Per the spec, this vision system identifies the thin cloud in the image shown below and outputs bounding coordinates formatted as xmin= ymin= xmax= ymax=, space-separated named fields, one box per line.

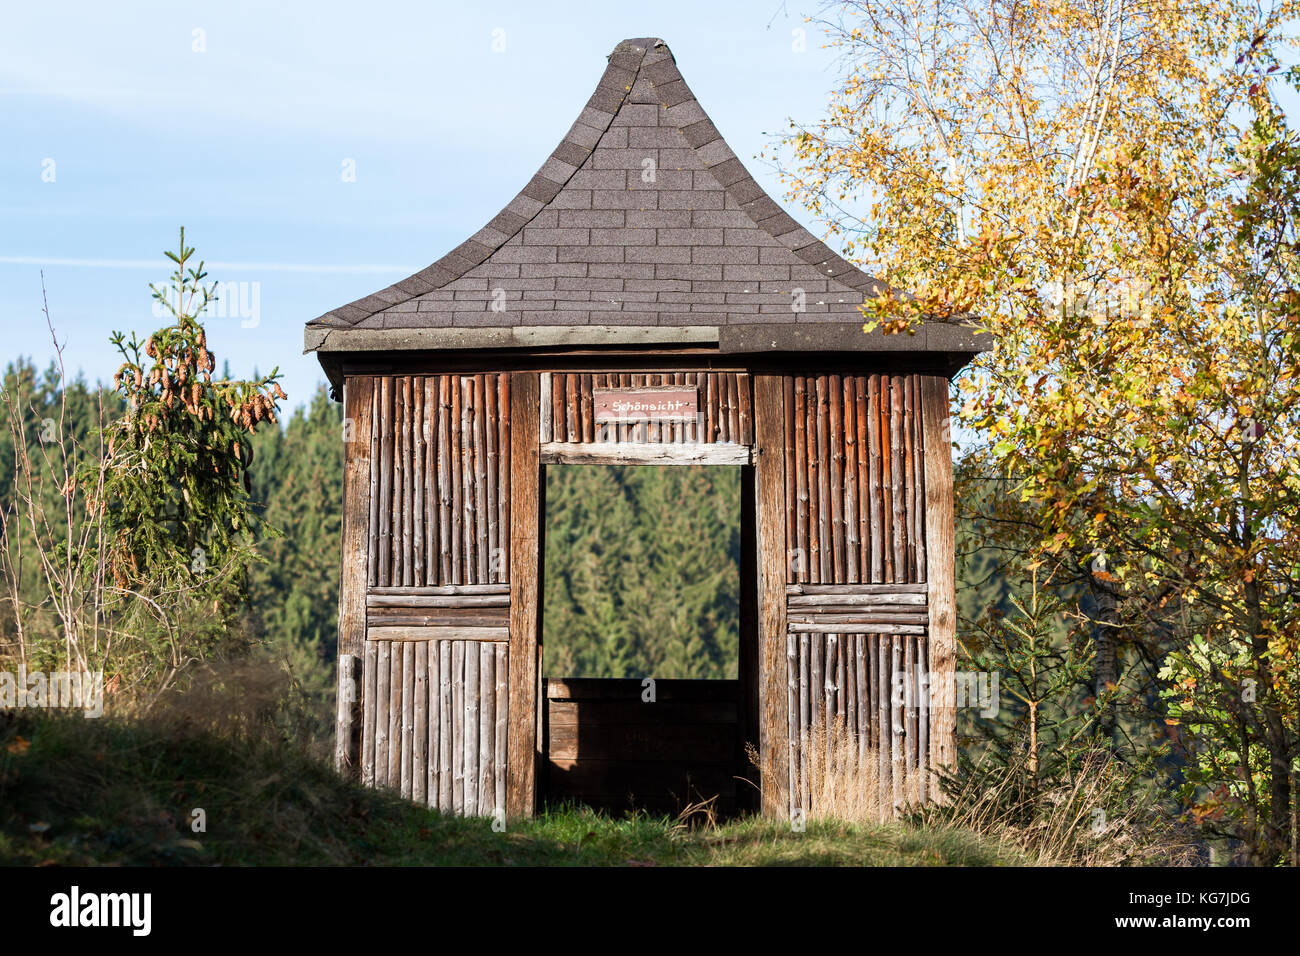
xmin=0 ymin=256 xmax=417 ymax=274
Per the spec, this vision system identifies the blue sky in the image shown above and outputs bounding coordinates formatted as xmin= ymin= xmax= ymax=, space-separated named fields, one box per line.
xmin=0 ymin=1 xmax=840 ymax=412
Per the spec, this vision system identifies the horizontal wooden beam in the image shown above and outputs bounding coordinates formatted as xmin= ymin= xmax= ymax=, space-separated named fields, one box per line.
xmin=367 ymin=584 xmax=509 ymax=596
xmin=539 ymin=441 xmax=753 ymax=466
xmin=786 ymin=612 xmax=929 ymax=626
xmin=366 ymin=625 xmax=510 ymax=642
xmin=787 ymin=622 xmax=926 ymax=635
xmin=366 ymin=593 xmax=510 ymax=609
xmin=787 ymin=592 xmax=926 ymax=607
xmin=785 ymin=583 xmax=928 ymax=595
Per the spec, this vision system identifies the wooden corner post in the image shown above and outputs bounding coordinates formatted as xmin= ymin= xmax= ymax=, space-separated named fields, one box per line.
xmin=507 ymin=371 xmax=541 ymax=817
xmin=753 ymin=375 xmax=788 ymax=818
xmin=336 ymin=375 xmax=374 ymax=775
xmin=920 ymin=375 xmax=957 ymax=793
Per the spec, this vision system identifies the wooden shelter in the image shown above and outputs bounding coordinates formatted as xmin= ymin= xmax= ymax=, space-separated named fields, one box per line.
xmin=308 ymin=37 xmax=987 ymax=820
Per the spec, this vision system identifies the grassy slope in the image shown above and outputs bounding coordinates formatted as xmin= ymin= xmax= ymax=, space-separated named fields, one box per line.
xmin=0 ymin=714 xmax=1022 ymax=866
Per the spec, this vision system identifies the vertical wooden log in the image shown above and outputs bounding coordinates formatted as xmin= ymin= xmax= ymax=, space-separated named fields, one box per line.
xmin=890 ymin=376 xmax=907 ymax=581
xmin=438 ymin=377 xmax=453 ymax=585
xmin=904 ymin=631 xmax=917 ymax=801
xmin=374 ymin=640 xmax=391 ymax=789
xmin=413 ymin=641 xmax=427 ymax=805
xmin=793 ymin=378 xmax=809 ymax=583
xmin=785 ymin=633 xmax=798 ymax=816
xmin=855 ymin=378 xmax=870 ymax=583
xmin=473 ymin=375 xmax=490 ymax=584
xmin=367 ymin=379 xmax=381 ymax=588
xmin=507 ymin=372 xmax=542 ymax=818
xmin=866 ymin=376 xmax=883 ymax=584
xmin=424 ymin=378 xmax=438 ymax=584
xmin=450 ymin=379 xmax=464 ymax=585
xmin=921 ymin=374 xmax=958 ymax=796
xmin=783 ymin=377 xmax=797 ymax=582
xmin=917 ymin=635 xmax=930 ymax=804
xmin=828 ymin=374 xmax=846 ymax=583
xmin=494 ymin=642 xmax=509 ymax=816
xmin=400 ymin=641 xmax=414 ymax=799
xmin=891 ymin=635 xmax=904 ymax=815
xmin=377 ymin=377 xmax=393 ymax=587
xmin=438 ymin=640 xmax=453 ymax=812
xmin=478 ymin=642 xmax=493 ymax=814
xmin=400 ymin=377 xmax=413 ymax=587
xmin=388 ymin=638 xmax=402 ymax=789
xmin=738 ymin=373 xmax=753 ymax=445
xmin=799 ymin=632 xmax=810 ymax=814
xmin=754 ymin=375 xmax=788 ymax=818
xmin=411 ymin=378 xmax=424 ymax=586
xmin=539 ymin=373 xmax=552 ymax=444
xmin=464 ymin=637 xmax=480 ymax=815
xmin=460 ymin=378 xmax=476 ymax=587
xmin=497 ymin=375 xmax=511 ymax=583
xmin=362 ymin=641 xmax=378 ymax=787
xmin=876 ymin=634 xmax=889 ymax=815
xmin=431 ymin=642 xmax=447 ymax=806
xmin=337 ymin=376 xmax=374 ymax=774
xmin=842 ymin=376 xmax=860 ymax=585
xmin=485 ymin=375 xmax=500 ymax=585
xmin=452 ymin=641 xmax=465 ymax=812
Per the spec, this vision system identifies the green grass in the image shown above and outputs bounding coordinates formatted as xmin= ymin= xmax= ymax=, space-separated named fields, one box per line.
xmin=0 ymin=712 xmax=1023 ymax=866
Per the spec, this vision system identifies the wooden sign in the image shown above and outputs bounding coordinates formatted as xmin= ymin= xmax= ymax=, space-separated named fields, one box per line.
xmin=592 ymin=387 xmax=698 ymax=423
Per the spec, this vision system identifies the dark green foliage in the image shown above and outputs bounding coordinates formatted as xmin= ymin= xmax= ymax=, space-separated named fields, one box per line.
xmin=543 ymin=465 xmax=740 ymax=679
xmin=244 ymin=386 xmax=344 ymax=731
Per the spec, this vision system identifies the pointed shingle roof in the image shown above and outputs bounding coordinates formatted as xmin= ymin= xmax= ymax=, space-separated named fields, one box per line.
xmin=305 ymin=37 xmax=986 ymax=358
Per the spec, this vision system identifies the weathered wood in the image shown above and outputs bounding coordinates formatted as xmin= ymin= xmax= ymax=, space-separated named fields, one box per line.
xmin=921 ymin=374 xmax=958 ymax=795
xmin=367 ymin=625 xmax=510 ymax=642
xmin=785 ymin=612 xmax=929 ymax=626
xmin=361 ymin=641 xmax=378 ymax=786
xmin=401 ymin=376 xmax=414 ymax=587
xmin=842 ymin=376 xmax=860 ymax=585
xmin=789 ymin=621 xmax=925 ymax=635
xmin=401 ymin=640 xmax=414 ymax=799
xmin=427 ymin=640 xmax=439 ymax=807
xmin=793 ymin=378 xmax=809 ymax=584
xmin=786 ymin=582 xmax=928 ymax=595
xmin=538 ymin=441 xmax=752 ymax=465
xmin=787 ymin=592 xmax=927 ymax=606
xmin=450 ymin=377 xmax=464 ymax=586
xmin=539 ymin=372 xmax=553 ymax=443
xmin=890 ymin=635 xmax=904 ymax=814
xmin=494 ymin=642 xmax=509 ymax=816
xmin=335 ymin=652 xmax=360 ymax=774
xmin=497 ymin=375 xmax=511 ymax=583
xmin=753 ymin=375 xmax=787 ymax=818
xmin=473 ymin=375 xmax=490 ymax=584
xmin=438 ymin=640 xmax=452 ymax=812
xmin=477 ymin=641 xmax=493 ymax=814
xmin=375 ymin=640 xmax=391 ymax=788
xmin=367 ymin=593 xmax=509 ymax=608
xmin=336 ymin=375 xmax=374 ymax=773
xmin=507 ymin=371 xmax=541 ymax=818
xmin=452 ymin=640 xmax=464 ymax=811
xmin=368 ymin=584 xmax=510 ymax=596
xmin=828 ymin=375 xmax=846 ymax=581
xmin=388 ymin=636 xmax=402 ymax=788
xmin=437 ymin=376 xmax=453 ymax=584
xmin=377 ymin=377 xmax=393 ymax=587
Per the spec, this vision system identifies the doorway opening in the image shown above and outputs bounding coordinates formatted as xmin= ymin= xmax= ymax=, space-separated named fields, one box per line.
xmin=541 ymin=464 xmax=754 ymax=816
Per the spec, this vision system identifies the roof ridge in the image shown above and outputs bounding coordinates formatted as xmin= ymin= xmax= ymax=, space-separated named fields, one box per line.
xmin=307 ymin=37 xmax=888 ymax=330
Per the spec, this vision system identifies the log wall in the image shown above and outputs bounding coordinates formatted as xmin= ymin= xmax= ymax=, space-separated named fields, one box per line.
xmin=777 ymin=373 xmax=934 ymax=818
xmin=337 ymin=367 xmax=955 ymax=821
xmin=352 ymin=374 xmax=513 ymax=817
